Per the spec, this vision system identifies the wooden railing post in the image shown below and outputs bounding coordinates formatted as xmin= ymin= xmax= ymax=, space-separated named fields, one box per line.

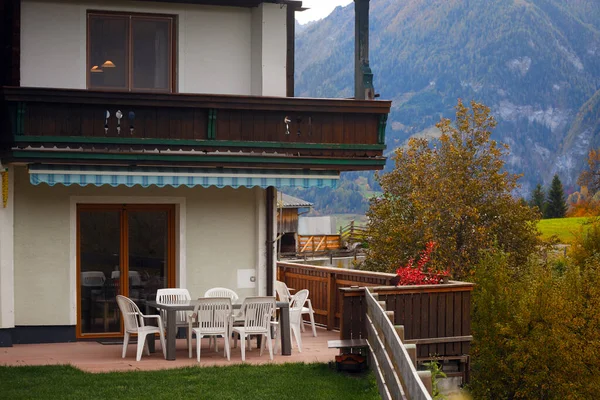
xmin=280 ymin=266 xmax=286 ymax=285
xmin=417 ymin=371 xmax=433 ymax=395
xmin=395 ymin=325 xmax=405 ymax=342
xmin=405 ymin=343 xmax=417 ymax=366
xmin=339 ymin=287 xmax=367 ymax=340
xmin=327 ymin=272 xmax=336 ymax=330
xmin=340 ymin=288 xmax=348 ymax=339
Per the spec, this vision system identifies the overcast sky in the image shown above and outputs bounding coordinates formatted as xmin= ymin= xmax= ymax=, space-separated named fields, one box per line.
xmin=296 ymin=0 xmax=353 ymax=25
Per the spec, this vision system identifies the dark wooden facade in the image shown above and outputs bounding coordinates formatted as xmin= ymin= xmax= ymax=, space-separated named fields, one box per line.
xmin=1 ymin=87 xmax=390 ymax=170
xmin=279 ymin=208 xmax=299 ymax=233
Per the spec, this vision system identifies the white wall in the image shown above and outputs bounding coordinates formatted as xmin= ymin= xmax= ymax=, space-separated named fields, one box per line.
xmin=259 ymin=3 xmax=287 ymax=96
xmin=20 ymin=0 xmax=287 ymax=96
xmin=0 ymin=167 xmax=15 ymax=329
xmin=250 ymin=3 xmax=287 ymax=96
xmin=13 ymin=166 xmax=266 ymax=326
xmin=182 ymin=6 xmax=252 ymax=95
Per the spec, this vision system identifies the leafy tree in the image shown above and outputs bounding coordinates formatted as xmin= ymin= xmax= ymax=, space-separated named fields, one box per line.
xmin=470 ymin=248 xmax=600 ymax=399
xmin=578 ymin=149 xmax=600 ymax=195
xmin=545 ymin=174 xmax=568 ymax=218
xmin=362 ymin=100 xmax=540 ymax=279
xmin=529 ymin=183 xmax=546 ymax=216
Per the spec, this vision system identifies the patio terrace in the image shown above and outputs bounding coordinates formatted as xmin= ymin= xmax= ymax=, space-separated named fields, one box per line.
xmin=1 ymin=327 xmax=339 ymax=373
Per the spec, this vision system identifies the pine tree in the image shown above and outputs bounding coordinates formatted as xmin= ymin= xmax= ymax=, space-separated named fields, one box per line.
xmin=545 ymin=175 xmax=568 ymax=218
xmin=529 ymin=183 xmax=546 ymax=216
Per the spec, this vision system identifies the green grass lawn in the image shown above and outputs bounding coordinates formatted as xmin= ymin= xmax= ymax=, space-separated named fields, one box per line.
xmin=537 ymin=217 xmax=591 ymax=243
xmin=332 ymin=215 xmax=593 ymax=244
xmin=0 ymin=363 xmax=378 ymax=400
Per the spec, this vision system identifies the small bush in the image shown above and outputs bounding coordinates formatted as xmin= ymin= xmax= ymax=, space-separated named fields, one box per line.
xmin=568 ymin=217 xmax=600 ymax=266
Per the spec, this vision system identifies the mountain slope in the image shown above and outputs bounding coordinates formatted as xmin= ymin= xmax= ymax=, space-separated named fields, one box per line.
xmin=558 ymin=88 xmax=600 ymax=178
xmin=296 ymin=0 xmax=600 ymax=194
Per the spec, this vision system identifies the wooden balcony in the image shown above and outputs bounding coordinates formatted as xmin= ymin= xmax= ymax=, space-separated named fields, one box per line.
xmin=0 ymin=87 xmax=391 ymax=171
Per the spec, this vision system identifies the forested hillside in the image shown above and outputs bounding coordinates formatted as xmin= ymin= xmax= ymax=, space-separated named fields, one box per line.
xmin=294 ymin=0 xmax=600 ymax=212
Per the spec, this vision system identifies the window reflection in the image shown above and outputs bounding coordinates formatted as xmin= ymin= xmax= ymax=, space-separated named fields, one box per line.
xmin=88 ymin=13 xmax=173 ymax=92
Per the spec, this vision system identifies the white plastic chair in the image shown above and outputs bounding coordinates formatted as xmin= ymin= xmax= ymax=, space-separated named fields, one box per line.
xmin=231 ymin=297 xmax=276 ymax=361
xmin=204 ymin=287 xmax=239 ymax=302
xmin=156 ymin=288 xmax=192 ymax=347
xmin=188 ymin=297 xmax=232 ymax=362
xmin=275 ymin=280 xmax=317 ymax=337
xmin=204 ymin=287 xmax=241 ymax=349
xmin=273 ymin=289 xmax=309 ymax=354
xmin=116 ymin=295 xmax=166 ymax=361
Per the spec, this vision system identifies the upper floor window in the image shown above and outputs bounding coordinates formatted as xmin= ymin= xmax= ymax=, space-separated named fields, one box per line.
xmin=87 ymin=12 xmax=175 ymax=92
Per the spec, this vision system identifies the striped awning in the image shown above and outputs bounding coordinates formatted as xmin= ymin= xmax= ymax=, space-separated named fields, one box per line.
xmin=29 ymin=165 xmax=339 ymax=189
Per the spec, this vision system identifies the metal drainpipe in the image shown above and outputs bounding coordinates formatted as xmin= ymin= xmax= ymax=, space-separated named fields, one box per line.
xmin=266 ymin=186 xmax=275 ymax=296
xmin=354 ymin=0 xmax=374 ymax=100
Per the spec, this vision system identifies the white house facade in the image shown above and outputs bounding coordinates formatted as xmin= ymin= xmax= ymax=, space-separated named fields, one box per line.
xmin=0 ymin=0 xmax=389 ymax=345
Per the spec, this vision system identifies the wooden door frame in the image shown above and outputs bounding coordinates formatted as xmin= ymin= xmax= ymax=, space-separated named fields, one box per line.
xmin=76 ymin=203 xmax=176 ymax=339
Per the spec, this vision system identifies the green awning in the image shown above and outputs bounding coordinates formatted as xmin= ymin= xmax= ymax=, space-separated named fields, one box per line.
xmin=29 ymin=164 xmax=339 ymax=189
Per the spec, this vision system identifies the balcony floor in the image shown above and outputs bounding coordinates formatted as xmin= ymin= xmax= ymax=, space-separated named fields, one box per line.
xmin=1 ymin=327 xmax=340 ymax=373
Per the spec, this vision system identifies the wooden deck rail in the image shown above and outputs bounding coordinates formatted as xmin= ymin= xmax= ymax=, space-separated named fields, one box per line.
xmin=364 ymin=287 xmax=432 ymax=400
xmin=341 ymin=283 xmax=474 ymax=359
xmin=276 ymin=262 xmax=394 ymax=330
xmin=276 ymin=262 xmax=474 ymax=383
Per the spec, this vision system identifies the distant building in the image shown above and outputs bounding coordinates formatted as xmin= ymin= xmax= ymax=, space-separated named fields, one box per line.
xmin=276 ymin=193 xmax=312 ymax=253
xmin=298 ymin=216 xmax=337 ymax=236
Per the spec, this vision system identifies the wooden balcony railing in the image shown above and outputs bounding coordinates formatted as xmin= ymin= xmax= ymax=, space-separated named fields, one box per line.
xmin=1 ymin=87 xmax=391 ymax=170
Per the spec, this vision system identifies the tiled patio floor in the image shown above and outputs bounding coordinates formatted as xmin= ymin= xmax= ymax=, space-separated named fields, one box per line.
xmin=1 ymin=327 xmax=340 ymax=373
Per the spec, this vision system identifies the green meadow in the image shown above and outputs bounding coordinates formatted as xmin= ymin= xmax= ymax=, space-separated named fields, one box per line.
xmin=330 ymin=215 xmax=595 ymax=244
xmin=537 ymin=217 xmax=592 ymax=243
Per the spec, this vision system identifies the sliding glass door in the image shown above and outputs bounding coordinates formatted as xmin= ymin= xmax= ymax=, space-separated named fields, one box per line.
xmin=77 ymin=204 xmax=175 ymax=338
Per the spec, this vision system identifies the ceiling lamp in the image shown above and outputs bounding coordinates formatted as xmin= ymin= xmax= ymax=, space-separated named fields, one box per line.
xmin=101 ymin=60 xmax=116 ymax=68
xmin=90 ymin=65 xmax=103 ymax=73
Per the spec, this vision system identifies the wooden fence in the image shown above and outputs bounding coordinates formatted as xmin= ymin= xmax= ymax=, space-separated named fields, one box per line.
xmin=277 ymin=262 xmax=394 ymax=330
xmin=339 ymin=220 xmax=367 ymax=247
xmin=365 ymin=287 xmax=432 ymax=400
xmin=297 ymin=235 xmax=341 ymax=253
